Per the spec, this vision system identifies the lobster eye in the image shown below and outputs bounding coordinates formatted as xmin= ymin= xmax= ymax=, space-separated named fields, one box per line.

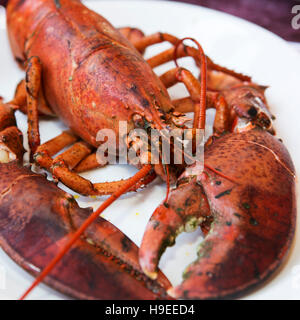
xmin=248 ymin=106 xmax=257 ymax=117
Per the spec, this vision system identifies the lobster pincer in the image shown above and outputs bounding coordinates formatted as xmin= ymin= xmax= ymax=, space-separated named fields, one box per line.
xmin=0 ymin=102 xmax=171 ymax=300
xmin=139 ymin=128 xmax=296 ymax=299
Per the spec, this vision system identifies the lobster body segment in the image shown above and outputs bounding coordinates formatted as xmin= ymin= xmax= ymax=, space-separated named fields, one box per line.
xmin=7 ymin=0 xmax=173 ymax=147
xmin=140 ymin=128 xmax=296 ymax=299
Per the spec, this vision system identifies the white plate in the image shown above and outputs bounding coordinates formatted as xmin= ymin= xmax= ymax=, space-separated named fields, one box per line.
xmin=0 ymin=0 xmax=299 ymax=300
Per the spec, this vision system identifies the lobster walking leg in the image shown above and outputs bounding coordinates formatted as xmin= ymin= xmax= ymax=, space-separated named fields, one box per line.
xmin=53 ymin=141 xmax=93 ymax=170
xmin=160 ymin=66 xmax=207 ymax=129
xmin=10 ymin=80 xmax=26 ymax=110
xmin=36 ymin=131 xmax=79 ymax=159
xmin=10 ymin=79 xmax=55 ymax=117
xmin=127 ymin=30 xmax=249 ymax=82
xmin=35 ymin=131 xmax=156 ymax=196
xmin=74 ymin=153 xmax=106 ymax=173
xmin=160 ymin=67 xmax=202 ymax=94
xmin=211 ymin=96 xmax=231 ymax=134
xmin=133 ymin=32 xmax=178 ymax=53
xmin=25 ymin=56 xmax=42 ymax=159
xmin=172 ymin=95 xmax=231 ymax=134
xmin=142 ymin=38 xmax=250 ymax=82
xmin=172 ymin=97 xmax=195 ymax=113
xmin=0 ymin=102 xmax=170 ymax=300
xmin=118 ymin=27 xmax=145 ymax=53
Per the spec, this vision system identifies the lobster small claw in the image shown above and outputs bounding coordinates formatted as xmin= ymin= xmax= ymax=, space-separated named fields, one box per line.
xmin=139 ymin=178 xmax=211 ymax=279
xmin=140 ymin=128 xmax=296 ymax=299
xmin=224 ymin=84 xmax=275 ymax=134
xmin=0 ymin=102 xmax=25 ymax=163
xmin=206 ymin=70 xmax=275 ymax=134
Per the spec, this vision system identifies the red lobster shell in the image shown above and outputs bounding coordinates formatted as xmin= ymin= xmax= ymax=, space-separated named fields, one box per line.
xmin=0 ymin=0 xmax=296 ymax=300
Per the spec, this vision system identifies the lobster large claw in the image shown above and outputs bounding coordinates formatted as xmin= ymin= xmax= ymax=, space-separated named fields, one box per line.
xmin=139 ymin=128 xmax=296 ymax=299
xmin=0 ymin=161 xmax=171 ymax=299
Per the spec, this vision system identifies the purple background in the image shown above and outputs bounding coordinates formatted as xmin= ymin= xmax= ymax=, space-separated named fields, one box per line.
xmin=1 ymin=0 xmax=299 ymax=42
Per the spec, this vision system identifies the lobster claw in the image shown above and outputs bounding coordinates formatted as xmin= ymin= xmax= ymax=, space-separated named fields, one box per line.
xmin=223 ymin=84 xmax=275 ymax=134
xmin=140 ymin=128 xmax=296 ymax=299
xmin=0 ymin=161 xmax=171 ymax=299
xmin=139 ymin=178 xmax=211 ymax=280
xmin=0 ymin=102 xmax=25 ymax=162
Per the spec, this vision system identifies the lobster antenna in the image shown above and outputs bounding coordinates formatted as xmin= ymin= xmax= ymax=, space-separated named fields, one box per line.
xmin=207 ymin=58 xmax=251 ymax=83
xmin=174 ymin=37 xmax=207 ymax=130
xmin=164 ymin=164 xmax=170 ymax=203
xmin=20 ymin=164 xmax=152 ymax=300
xmin=173 ymin=39 xmax=237 ymax=184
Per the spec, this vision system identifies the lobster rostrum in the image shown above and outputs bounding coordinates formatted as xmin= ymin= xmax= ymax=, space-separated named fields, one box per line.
xmin=0 ymin=0 xmax=295 ymax=299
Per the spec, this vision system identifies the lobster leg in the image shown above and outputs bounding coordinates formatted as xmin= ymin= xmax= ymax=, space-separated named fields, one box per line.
xmin=172 ymin=95 xmax=231 ymax=134
xmin=0 ymin=103 xmax=170 ymax=300
xmin=132 ymin=31 xmax=207 ymax=70
xmin=171 ymin=81 xmax=273 ymax=134
xmin=25 ymin=56 xmax=42 ymax=159
xmin=172 ymin=97 xmax=195 ymax=113
xmin=131 ymin=29 xmax=226 ymax=81
xmin=35 ymin=132 xmax=156 ymax=196
xmin=53 ymin=141 xmax=155 ymax=196
xmin=207 ymin=70 xmax=245 ymax=91
xmin=10 ymin=79 xmax=55 ymax=117
xmin=74 ymin=153 xmax=106 ymax=173
xmin=118 ymin=27 xmax=145 ymax=53
xmin=160 ymin=65 xmax=230 ymax=134
xmin=93 ymin=171 xmax=157 ymax=196
xmin=160 ymin=66 xmax=207 ymax=129
xmin=160 ymin=67 xmax=202 ymax=95
xmin=133 ymin=32 xmax=178 ymax=53
xmin=10 ymin=80 xmax=26 ymax=110
xmin=53 ymin=141 xmax=93 ymax=170
xmin=138 ymin=34 xmax=250 ymax=82
xmin=18 ymin=55 xmax=56 ymax=160
xmin=36 ymin=130 xmax=79 ymax=158
xmin=171 ymin=94 xmax=224 ymax=114
xmin=147 ymin=46 xmax=249 ymax=82
xmin=211 ymin=96 xmax=231 ymax=134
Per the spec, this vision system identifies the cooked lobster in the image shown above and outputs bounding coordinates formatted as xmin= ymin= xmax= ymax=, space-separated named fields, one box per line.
xmin=0 ymin=0 xmax=296 ymax=299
